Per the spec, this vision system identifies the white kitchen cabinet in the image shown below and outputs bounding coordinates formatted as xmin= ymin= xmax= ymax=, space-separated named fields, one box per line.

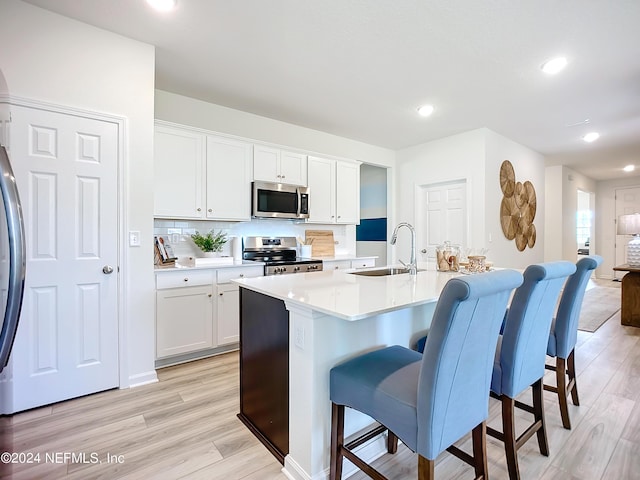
xmin=307 ymin=156 xmax=360 ymax=224
xmin=156 ymin=284 xmax=214 ymax=359
xmin=216 ymin=283 xmax=240 ymax=345
xmin=154 ymin=124 xmax=206 ymax=219
xmin=323 ymin=257 xmax=376 ymax=271
xmin=254 ymin=144 xmax=307 ymax=186
xmin=351 ymin=257 xmax=376 ymax=269
xmin=206 ymin=135 xmax=252 ymax=220
xmin=154 ymin=122 xmax=252 ymax=220
xmin=323 ymin=260 xmax=352 ymax=271
xmin=215 ymin=266 xmax=263 ymax=346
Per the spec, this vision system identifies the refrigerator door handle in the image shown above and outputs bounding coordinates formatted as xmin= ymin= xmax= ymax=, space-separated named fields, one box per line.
xmin=0 ymin=145 xmax=26 ymax=373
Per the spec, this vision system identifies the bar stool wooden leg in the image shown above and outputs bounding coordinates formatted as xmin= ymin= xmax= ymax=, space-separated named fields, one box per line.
xmin=568 ymin=349 xmax=580 ymax=406
xmin=330 ymin=403 xmax=345 ymax=480
xmin=501 ymin=396 xmax=520 ymax=480
xmin=418 ymin=455 xmax=435 ymax=480
xmin=555 ymin=357 xmax=571 ymax=429
xmin=533 ymin=379 xmax=550 ymax=456
xmin=387 ymin=430 xmax=398 ymax=454
xmin=472 ymin=422 xmax=488 ymax=480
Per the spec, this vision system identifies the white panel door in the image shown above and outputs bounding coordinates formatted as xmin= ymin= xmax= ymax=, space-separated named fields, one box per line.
xmin=253 ymin=145 xmax=280 ymax=183
xmin=279 ymin=151 xmax=307 ymax=186
xmin=615 ymin=186 xmax=640 ymax=277
xmin=420 ymin=181 xmax=467 ymax=260
xmin=5 ymin=105 xmax=119 ymax=413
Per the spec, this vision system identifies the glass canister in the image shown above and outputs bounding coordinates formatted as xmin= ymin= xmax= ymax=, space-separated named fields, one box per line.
xmin=436 ymin=241 xmax=460 ymax=272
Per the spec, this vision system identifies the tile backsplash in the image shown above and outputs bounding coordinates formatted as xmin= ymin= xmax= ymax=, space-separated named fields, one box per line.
xmin=154 ymin=219 xmax=355 ymax=263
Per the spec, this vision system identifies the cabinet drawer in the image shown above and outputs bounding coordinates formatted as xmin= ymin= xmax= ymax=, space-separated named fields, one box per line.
xmin=156 ymin=270 xmax=214 ymax=290
xmin=216 ymin=266 xmax=264 ymax=284
xmin=324 ymin=260 xmax=352 ymax=270
xmin=351 ymin=258 xmax=376 ymax=269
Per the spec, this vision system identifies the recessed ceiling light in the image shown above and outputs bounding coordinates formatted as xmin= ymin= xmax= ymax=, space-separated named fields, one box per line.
xmin=541 ymin=57 xmax=568 ymax=75
xmin=146 ymin=0 xmax=177 ymax=12
xmin=582 ymin=132 xmax=600 ymax=143
xmin=417 ymin=105 xmax=434 ymax=117
xmin=624 ymin=165 xmax=635 ymax=173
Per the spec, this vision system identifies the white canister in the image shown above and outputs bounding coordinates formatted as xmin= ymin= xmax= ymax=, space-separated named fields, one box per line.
xmin=300 ymin=245 xmax=313 ymax=258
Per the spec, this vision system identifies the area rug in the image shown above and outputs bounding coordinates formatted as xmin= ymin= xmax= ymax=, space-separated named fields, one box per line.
xmin=577 ymin=286 xmax=621 ymax=332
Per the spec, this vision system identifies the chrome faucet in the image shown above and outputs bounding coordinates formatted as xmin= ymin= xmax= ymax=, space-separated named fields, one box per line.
xmin=391 ymin=222 xmax=417 ymax=275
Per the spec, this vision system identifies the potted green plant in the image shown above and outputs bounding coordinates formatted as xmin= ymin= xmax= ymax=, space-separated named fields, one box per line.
xmin=191 ymin=229 xmax=227 ymax=256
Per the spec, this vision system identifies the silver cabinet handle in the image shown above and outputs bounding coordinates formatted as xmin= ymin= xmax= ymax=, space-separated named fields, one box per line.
xmin=219 ymin=292 xmax=223 ymax=296
xmin=184 ymin=278 xmax=189 ymax=282
xmin=103 ymin=265 xmax=114 ymax=274
xmin=208 ymin=208 xmax=212 ymax=212
xmin=197 ymin=208 xmax=202 ymax=212
xmin=421 ymin=249 xmax=427 ymax=253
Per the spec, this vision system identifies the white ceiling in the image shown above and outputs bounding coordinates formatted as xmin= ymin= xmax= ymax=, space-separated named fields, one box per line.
xmin=22 ymin=0 xmax=640 ymax=180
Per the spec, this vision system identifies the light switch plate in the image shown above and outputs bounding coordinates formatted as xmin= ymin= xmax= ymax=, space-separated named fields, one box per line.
xmin=129 ymin=231 xmax=141 ymax=247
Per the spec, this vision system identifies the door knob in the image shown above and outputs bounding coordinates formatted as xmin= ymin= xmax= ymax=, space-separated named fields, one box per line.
xmin=103 ymin=265 xmax=114 ymax=274
xmin=421 ymin=249 xmax=427 ymax=254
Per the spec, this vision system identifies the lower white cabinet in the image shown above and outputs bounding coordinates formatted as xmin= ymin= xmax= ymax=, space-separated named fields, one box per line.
xmin=155 ymin=265 xmax=264 ymax=362
xmin=156 ymin=284 xmax=214 ymax=359
xmin=216 ymin=283 xmax=240 ymax=345
xmin=323 ymin=257 xmax=376 ymax=271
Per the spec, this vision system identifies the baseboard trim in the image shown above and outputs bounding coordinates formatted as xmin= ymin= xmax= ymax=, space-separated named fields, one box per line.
xmin=127 ymin=370 xmax=158 ymax=388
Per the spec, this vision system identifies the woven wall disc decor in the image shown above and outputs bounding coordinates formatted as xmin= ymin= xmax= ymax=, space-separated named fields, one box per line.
xmin=499 ymin=160 xmax=537 ymax=251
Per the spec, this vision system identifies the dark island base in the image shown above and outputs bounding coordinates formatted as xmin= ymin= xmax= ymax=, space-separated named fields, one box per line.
xmin=238 ymin=287 xmax=290 ymax=464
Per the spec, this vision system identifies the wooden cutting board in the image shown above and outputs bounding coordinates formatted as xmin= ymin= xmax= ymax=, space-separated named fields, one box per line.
xmin=305 ymin=230 xmax=335 ymax=257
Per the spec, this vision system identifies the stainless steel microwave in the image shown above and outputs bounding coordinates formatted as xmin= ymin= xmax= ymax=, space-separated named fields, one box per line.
xmin=252 ymin=181 xmax=310 ymax=219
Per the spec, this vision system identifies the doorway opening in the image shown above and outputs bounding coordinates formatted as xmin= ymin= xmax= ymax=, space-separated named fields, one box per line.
xmin=357 ymin=164 xmax=388 ymax=267
xmin=576 ymin=189 xmax=593 ymax=260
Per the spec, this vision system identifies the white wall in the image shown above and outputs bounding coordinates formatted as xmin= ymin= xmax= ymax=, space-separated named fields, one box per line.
xmin=0 ymin=0 xmax=156 ymax=385
xmin=395 ymin=128 xmax=546 ymax=269
xmin=596 ymin=175 xmax=640 ymax=278
xmin=544 ymin=165 xmax=598 ymax=264
xmin=485 ymin=129 xmax=546 ymax=269
xmin=395 ymin=129 xmax=486 ymax=264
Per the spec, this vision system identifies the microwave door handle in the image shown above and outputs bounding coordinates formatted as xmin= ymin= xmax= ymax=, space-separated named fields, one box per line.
xmin=296 ymin=189 xmax=301 ymax=217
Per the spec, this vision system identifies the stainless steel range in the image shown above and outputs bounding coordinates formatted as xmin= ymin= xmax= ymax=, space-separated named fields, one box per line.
xmin=243 ymin=236 xmax=323 ymax=275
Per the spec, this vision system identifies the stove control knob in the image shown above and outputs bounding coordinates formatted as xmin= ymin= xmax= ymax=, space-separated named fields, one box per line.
xmin=293 ymin=266 xmax=300 ymax=272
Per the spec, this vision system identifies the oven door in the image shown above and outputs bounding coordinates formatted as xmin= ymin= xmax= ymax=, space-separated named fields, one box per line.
xmin=252 ymin=181 xmax=306 ymax=219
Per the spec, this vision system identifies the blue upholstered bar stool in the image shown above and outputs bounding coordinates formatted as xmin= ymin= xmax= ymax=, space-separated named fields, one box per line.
xmin=545 ymin=255 xmax=603 ymax=429
xmin=329 ymin=269 xmax=524 ymax=480
xmin=488 ymin=261 xmax=576 ymax=480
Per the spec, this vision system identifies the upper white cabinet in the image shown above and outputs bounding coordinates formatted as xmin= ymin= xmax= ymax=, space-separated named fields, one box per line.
xmin=254 ymin=145 xmax=307 ymax=186
xmin=206 ymin=135 xmax=252 ymax=221
xmin=154 ymin=124 xmax=206 ymax=219
xmin=154 ymin=122 xmax=252 ymax=220
xmin=307 ymin=156 xmax=360 ymax=224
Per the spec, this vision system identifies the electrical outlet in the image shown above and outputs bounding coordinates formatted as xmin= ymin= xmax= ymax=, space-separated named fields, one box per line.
xmin=294 ymin=326 xmax=305 ymax=349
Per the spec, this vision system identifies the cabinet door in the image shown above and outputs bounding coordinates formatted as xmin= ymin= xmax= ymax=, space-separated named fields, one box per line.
xmin=217 ymin=283 xmax=240 ymax=345
xmin=156 ymin=285 xmax=214 ymax=358
xmin=253 ymin=145 xmax=280 ymax=182
xmin=279 ymin=151 xmax=307 ymax=186
xmin=307 ymin=156 xmax=336 ymax=223
xmin=336 ymin=161 xmax=360 ymax=224
xmin=206 ymin=136 xmax=252 ymax=220
xmin=154 ymin=124 xmax=206 ymax=219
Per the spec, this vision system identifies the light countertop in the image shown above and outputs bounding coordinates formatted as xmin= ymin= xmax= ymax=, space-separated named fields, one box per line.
xmin=316 ymin=255 xmax=378 ymax=262
xmin=155 ymin=260 xmax=262 ymax=273
xmin=233 ymin=266 xmax=462 ymax=321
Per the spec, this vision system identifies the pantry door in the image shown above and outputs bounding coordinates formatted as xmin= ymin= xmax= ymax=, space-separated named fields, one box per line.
xmin=418 ymin=181 xmax=467 ymax=261
xmin=4 ymin=104 xmax=119 ymax=413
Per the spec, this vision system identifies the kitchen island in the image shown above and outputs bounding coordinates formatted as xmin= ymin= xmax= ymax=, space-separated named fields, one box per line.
xmin=234 ymin=266 xmax=459 ymax=480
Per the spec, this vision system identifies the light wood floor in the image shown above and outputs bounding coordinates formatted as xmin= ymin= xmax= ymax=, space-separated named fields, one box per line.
xmin=1 ymin=284 xmax=637 ymax=479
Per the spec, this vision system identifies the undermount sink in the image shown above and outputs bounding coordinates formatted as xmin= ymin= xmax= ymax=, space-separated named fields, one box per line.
xmin=349 ymin=267 xmax=421 ymax=277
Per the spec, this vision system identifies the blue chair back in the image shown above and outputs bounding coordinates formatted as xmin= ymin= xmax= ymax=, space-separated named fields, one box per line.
xmin=497 ymin=262 xmax=576 ymax=398
xmin=550 ymin=255 xmax=603 ymax=358
xmin=416 ymin=269 xmax=523 ymax=459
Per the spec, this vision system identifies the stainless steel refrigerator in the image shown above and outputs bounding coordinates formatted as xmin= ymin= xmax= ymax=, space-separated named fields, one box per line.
xmin=0 ymin=145 xmax=26 ymax=375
